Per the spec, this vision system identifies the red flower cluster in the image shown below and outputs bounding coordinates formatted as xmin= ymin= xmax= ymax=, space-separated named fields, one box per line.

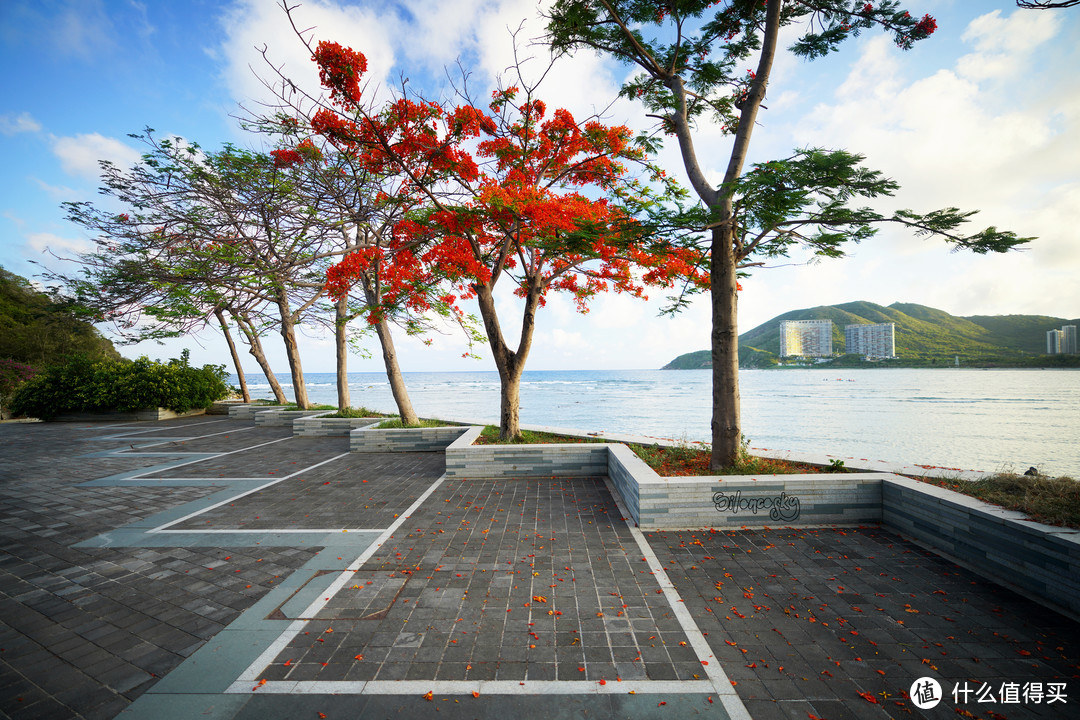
xmin=270 ymin=149 xmax=304 ymax=168
xmin=316 ymin=38 xmax=709 ymax=322
xmin=896 ymin=12 xmax=937 ymax=49
xmin=912 ymin=14 xmax=937 ymax=39
xmin=295 ymin=138 xmax=322 ymax=162
xmin=312 ymin=41 xmax=367 ymax=106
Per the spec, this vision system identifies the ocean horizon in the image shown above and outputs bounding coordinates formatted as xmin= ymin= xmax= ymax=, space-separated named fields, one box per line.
xmin=227 ymin=367 xmax=1080 ymax=478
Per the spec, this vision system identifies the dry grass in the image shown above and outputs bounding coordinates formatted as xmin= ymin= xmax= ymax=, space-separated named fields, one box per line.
xmin=920 ymin=473 xmax=1080 ymax=529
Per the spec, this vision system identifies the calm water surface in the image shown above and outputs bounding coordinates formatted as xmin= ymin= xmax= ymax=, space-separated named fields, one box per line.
xmin=230 ymin=368 xmax=1080 ymax=477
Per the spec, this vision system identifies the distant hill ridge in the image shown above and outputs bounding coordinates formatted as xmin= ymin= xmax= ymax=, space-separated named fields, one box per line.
xmin=663 ymin=301 xmax=1079 ymax=369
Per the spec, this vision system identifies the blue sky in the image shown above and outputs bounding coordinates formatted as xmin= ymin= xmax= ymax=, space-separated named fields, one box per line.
xmin=2 ymin=1 xmax=1078 ymax=374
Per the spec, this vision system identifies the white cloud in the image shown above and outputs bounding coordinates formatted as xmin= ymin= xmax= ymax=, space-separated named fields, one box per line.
xmin=0 ymin=112 xmax=41 ymax=135
xmin=957 ymin=9 xmax=1060 ymax=81
xmin=782 ymin=6 xmax=1078 ymax=325
xmin=216 ymin=0 xmax=397 ymax=113
xmin=50 ymin=133 xmax=142 ymax=180
xmin=25 ymin=231 xmax=94 ymax=256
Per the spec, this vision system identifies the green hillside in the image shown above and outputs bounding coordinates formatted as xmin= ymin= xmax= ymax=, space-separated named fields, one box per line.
xmin=663 ymin=301 xmax=1079 ymax=369
xmin=0 ymin=267 xmax=120 ymax=366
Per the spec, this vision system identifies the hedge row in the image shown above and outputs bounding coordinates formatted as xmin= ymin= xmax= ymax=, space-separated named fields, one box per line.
xmin=9 ymin=353 xmax=230 ymax=419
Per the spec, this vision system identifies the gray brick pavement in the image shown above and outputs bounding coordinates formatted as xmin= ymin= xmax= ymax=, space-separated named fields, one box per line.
xmin=2 ymin=415 xmax=1078 ymax=720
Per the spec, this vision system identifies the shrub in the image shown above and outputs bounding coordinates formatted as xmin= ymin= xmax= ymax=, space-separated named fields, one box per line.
xmin=0 ymin=358 xmax=39 ymax=417
xmin=9 ymin=352 xmax=229 ymax=419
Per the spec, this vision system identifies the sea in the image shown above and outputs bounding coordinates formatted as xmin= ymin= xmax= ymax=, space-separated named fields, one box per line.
xmin=228 ymin=368 xmax=1080 ymax=478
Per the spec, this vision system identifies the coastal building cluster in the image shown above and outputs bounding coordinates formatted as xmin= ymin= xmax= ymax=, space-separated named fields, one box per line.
xmin=845 ymin=322 xmax=897 ymax=360
xmin=1047 ymin=325 xmax=1078 ymax=355
xmin=780 ymin=319 xmax=896 ymax=359
xmin=779 ymin=319 xmax=833 ymax=357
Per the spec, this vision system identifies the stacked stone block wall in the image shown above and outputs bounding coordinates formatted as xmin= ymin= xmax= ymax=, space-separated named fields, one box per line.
xmin=293 ymin=416 xmax=380 ymax=437
xmin=882 ymin=477 xmax=1080 ymax=618
xmin=351 ymin=425 xmax=474 ymax=453
xmin=631 ymin=471 xmax=884 ymax=530
xmin=444 ymin=436 xmax=610 ymax=479
xmin=253 ymin=409 xmax=328 ymax=427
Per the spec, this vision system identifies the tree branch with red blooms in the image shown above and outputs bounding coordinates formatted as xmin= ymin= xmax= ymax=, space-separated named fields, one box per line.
xmin=271 ymin=4 xmax=707 ymax=438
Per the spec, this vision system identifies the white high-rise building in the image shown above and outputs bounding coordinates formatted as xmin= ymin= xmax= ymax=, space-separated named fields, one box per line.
xmin=780 ymin=319 xmax=833 ymax=357
xmin=1063 ymin=325 xmax=1078 ymax=355
xmin=1047 ymin=329 xmax=1064 ymax=354
xmin=845 ymin=323 xmax=897 ymax=359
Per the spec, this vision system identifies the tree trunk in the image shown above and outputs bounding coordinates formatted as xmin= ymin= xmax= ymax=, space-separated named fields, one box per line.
xmin=335 ymin=295 xmax=350 ymax=410
xmin=710 ymin=225 xmax=742 ymax=469
xmin=706 ymin=0 xmax=781 ymax=469
xmin=474 ymin=280 xmax=539 ymax=440
xmin=373 ymin=316 xmax=419 ymax=425
xmin=216 ymin=307 xmax=250 ymax=402
xmin=232 ymin=311 xmax=288 ymax=403
xmin=360 ymin=274 xmax=418 ymax=424
xmin=276 ymin=293 xmax=310 ymax=409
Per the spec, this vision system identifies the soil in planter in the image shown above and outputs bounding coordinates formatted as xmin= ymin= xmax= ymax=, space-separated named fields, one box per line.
xmin=472 ymin=425 xmax=843 ymax=477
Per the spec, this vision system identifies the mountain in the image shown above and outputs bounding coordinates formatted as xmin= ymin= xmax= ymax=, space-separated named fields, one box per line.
xmin=0 ymin=267 xmax=120 ymax=366
xmin=662 ymin=301 xmax=1079 ymax=369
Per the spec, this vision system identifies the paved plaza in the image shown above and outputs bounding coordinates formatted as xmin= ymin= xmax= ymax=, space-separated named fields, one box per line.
xmin=1 ymin=414 xmax=1078 ymax=719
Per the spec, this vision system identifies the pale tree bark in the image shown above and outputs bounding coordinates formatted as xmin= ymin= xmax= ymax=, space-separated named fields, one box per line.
xmin=276 ymin=297 xmax=310 ymax=408
xmin=359 ymin=274 xmax=418 ymax=424
xmin=474 ymin=278 xmax=542 ymax=440
xmin=657 ymin=0 xmax=781 ymax=467
xmin=232 ymin=310 xmax=288 ymax=403
xmin=272 ymin=284 xmax=315 ymax=410
xmin=215 ymin=307 xmax=250 ymax=402
xmin=710 ymin=228 xmax=741 ymax=464
xmin=334 ymin=294 xmax=351 ymax=410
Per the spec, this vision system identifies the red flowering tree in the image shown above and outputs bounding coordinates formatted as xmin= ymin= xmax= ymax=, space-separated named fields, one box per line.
xmin=298 ymin=37 xmax=706 ymax=438
xmin=547 ymin=1 xmax=1032 ymax=467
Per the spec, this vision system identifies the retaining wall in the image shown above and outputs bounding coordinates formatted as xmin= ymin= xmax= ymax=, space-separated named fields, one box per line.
xmin=51 ymin=407 xmax=206 ymax=422
xmin=350 ymin=424 xmax=474 ymax=453
xmin=253 ymin=409 xmax=329 ymax=427
xmin=882 ymin=476 xmax=1080 ymax=619
xmin=294 ymin=416 xmax=381 ymax=437
xmin=444 ymin=431 xmax=609 ymax=479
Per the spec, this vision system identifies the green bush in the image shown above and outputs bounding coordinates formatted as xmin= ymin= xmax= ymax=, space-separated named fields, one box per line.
xmin=9 ymin=352 xmax=229 ymax=419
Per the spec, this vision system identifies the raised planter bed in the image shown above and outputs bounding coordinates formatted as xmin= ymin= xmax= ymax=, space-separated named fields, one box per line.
xmin=226 ymin=404 xmax=276 ymax=420
xmin=350 ymin=423 xmax=475 ymax=453
xmin=882 ymin=475 xmax=1080 ymax=619
xmin=50 ymin=407 xmax=206 ymax=422
xmin=253 ymin=409 xmax=331 ymax=427
xmin=445 ymin=427 xmax=610 ymax=478
xmin=294 ymin=415 xmax=382 ymax=437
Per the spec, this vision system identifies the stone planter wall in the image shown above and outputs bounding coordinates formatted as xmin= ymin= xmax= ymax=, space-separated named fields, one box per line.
xmin=882 ymin=476 xmax=1080 ymax=618
xmin=253 ymin=409 xmax=329 ymax=427
xmin=444 ymin=432 xmax=610 ymax=479
xmin=350 ymin=424 xmax=474 ymax=453
xmin=227 ymin=404 xmax=275 ymax=420
xmin=293 ymin=416 xmax=382 ymax=437
xmin=51 ymin=407 xmax=206 ymax=422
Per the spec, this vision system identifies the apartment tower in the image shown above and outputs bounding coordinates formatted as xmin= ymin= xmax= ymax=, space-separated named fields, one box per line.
xmin=780 ymin=319 xmax=834 ymax=357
